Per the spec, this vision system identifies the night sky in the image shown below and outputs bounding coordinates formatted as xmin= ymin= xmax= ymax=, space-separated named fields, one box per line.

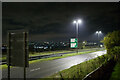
xmin=2 ymin=2 xmax=120 ymax=43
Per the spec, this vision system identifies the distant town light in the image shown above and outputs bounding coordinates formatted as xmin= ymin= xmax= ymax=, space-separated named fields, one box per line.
xmin=83 ymin=41 xmax=85 ymax=44
xmin=100 ymin=44 xmax=103 ymax=47
xmin=94 ymin=43 xmax=97 ymax=44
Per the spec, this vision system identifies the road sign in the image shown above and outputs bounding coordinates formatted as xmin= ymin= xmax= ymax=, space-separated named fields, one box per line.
xmin=70 ymin=38 xmax=78 ymax=48
xmin=7 ymin=31 xmax=29 ymax=67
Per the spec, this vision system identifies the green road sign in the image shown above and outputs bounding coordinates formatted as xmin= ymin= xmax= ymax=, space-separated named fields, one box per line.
xmin=70 ymin=38 xmax=78 ymax=48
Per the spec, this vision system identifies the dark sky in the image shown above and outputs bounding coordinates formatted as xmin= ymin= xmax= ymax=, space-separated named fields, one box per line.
xmin=2 ymin=2 xmax=120 ymax=43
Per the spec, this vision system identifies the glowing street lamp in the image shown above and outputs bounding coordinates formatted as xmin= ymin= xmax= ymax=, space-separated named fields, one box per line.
xmin=73 ymin=19 xmax=82 ymax=53
xmin=96 ymin=31 xmax=102 ymax=47
xmin=96 ymin=31 xmax=102 ymax=34
xmin=78 ymin=19 xmax=82 ymax=24
xmin=73 ymin=19 xmax=82 ymax=38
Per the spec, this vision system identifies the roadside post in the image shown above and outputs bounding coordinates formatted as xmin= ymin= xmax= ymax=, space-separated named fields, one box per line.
xmin=7 ymin=30 xmax=29 ymax=80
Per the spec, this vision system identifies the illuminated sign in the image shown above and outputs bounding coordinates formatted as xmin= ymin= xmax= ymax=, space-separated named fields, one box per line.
xmin=70 ymin=38 xmax=78 ymax=48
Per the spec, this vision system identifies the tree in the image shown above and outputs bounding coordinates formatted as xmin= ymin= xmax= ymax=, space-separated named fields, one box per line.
xmin=102 ymin=30 xmax=120 ymax=55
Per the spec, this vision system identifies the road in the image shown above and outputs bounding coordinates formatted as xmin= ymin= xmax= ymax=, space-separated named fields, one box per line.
xmin=2 ymin=50 xmax=106 ymax=79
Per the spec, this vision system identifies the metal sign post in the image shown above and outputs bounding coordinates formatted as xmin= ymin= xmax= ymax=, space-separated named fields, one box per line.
xmin=24 ymin=32 xmax=28 ymax=80
xmin=7 ymin=32 xmax=11 ymax=80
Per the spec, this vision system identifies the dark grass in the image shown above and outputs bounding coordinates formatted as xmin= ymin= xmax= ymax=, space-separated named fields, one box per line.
xmin=48 ymin=54 xmax=111 ymax=80
xmin=110 ymin=62 xmax=120 ymax=80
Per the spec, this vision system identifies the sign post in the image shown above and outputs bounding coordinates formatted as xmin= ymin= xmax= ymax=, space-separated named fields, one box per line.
xmin=7 ymin=32 xmax=11 ymax=80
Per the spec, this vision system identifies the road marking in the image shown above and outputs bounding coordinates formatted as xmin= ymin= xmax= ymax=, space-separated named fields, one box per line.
xmin=30 ymin=67 xmax=40 ymax=72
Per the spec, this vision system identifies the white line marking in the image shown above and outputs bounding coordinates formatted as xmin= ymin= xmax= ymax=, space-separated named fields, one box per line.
xmin=30 ymin=67 xmax=40 ymax=72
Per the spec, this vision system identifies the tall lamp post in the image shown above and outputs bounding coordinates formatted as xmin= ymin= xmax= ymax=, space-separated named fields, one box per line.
xmin=96 ymin=31 xmax=102 ymax=47
xmin=73 ymin=19 xmax=82 ymax=53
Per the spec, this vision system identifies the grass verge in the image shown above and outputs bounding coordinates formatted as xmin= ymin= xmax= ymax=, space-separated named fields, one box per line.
xmin=29 ymin=48 xmax=100 ymax=57
xmin=0 ymin=50 xmax=71 ymax=61
xmin=0 ymin=56 xmax=6 ymax=61
xmin=29 ymin=50 xmax=72 ymax=57
xmin=110 ymin=62 xmax=120 ymax=80
xmin=29 ymin=50 xmax=100 ymax=64
xmin=47 ymin=54 xmax=111 ymax=80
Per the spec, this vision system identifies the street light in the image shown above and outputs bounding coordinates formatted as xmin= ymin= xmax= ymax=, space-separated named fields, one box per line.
xmin=96 ymin=31 xmax=102 ymax=47
xmin=73 ymin=19 xmax=82 ymax=53
xmin=73 ymin=19 xmax=82 ymax=38
xmin=78 ymin=20 xmax=82 ymax=24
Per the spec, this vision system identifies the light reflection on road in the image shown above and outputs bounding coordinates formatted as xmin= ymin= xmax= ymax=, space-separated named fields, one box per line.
xmin=2 ymin=50 xmax=107 ymax=78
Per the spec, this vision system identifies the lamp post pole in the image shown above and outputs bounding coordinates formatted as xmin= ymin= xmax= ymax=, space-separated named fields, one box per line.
xmin=73 ymin=19 xmax=82 ymax=53
xmin=76 ymin=22 xmax=78 ymax=53
xmin=96 ymin=31 xmax=102 ymax=47
xmin=76 ymin=22 xmax=78 ymax=38
xmin=97 ymin=32 xmax=99 ymax=47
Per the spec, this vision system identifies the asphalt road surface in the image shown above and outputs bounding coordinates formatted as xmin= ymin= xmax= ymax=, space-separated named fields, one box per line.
xmin=2 ymin=50 xmax=106 ymax=79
